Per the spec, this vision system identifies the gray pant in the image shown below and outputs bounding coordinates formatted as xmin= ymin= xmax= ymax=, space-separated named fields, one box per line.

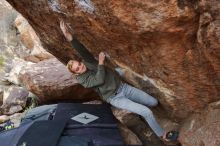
xmin=106 ymin=83 xmax=165 ymax=137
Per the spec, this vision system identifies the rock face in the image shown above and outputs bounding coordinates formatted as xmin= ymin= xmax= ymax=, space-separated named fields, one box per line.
xmin=14 ymin=15 xmax=54 ymax=62
xmin=0 ymin=0 xmax=53 ymax=100
xmin=118 ymin=123 xmax=142 ymax=145
xmin=6 ymin=0 xmax=220 ymax=119
xmin=179 ymin=101 xmax=220 ymax=146
xmin=5 ymin=58 xmax=34 ymax=85
xmin=0 ymin=0 xmax=51 ymax=74
xmin=19 ymin=58 xmax=98 ymax=103
xmin=1 ymin=86 xmax=29 ymax=115
xmin=0 ymin=115 xmax=9 ymax=124
xmin=0 ymin=0 xmax=19 ymax=81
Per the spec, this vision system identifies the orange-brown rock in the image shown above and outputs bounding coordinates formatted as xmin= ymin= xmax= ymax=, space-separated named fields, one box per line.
xmin=179 ymin=101 xmax=220 ymax=146
xmin=6 ymin=0 xmax=220 ymax=119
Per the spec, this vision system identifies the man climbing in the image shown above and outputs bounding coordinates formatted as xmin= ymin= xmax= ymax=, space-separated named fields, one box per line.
xmin=60 ymin=20 xmax=179 ymax=144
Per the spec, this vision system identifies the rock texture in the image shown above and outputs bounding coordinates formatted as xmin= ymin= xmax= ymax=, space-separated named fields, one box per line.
xmin=0 ymin=0 xmax=53 ymax=100
xmin=0 ymin=0 xmax=19 ymax=82
xmin=1 ymin=86 xmax=29 ymax=115
xmin=118 ymin=123 xmax=142 ymax=145
xmin=5 ymin=0 xmax=220 ymax=119
xmin=14 ymin=15 xmax=54 ymax=62
xmin=19 ymin=58 xmax=98 ymax=103
xmin=179 ymin=100 xmax=220 ymax=146
xmin=9 ymin=113 xmax=24 ymax=127
xmin=0 ymin=115 xmax=9 ymax=124
xmin=5 ymin=58 xmax=34 ymax=85
xmin=0 ymin=0 xmax=51 ymax=75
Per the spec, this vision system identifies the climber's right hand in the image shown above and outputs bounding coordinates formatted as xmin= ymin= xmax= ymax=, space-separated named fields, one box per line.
xmin=60 ymin=20 xmax=73 ymax=42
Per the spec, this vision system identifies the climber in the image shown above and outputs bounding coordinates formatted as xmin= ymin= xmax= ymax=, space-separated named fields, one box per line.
xmin=60 ymin=20 xmax=179 ymax=144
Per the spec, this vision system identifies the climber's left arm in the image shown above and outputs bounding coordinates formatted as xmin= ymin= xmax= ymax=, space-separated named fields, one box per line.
xmin=60 ymin=20 xmax=98 ymax=64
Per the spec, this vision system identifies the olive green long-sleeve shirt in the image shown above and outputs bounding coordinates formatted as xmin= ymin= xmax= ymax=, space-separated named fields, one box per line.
xmin=71 ymin=38 xmax=121 ymax=101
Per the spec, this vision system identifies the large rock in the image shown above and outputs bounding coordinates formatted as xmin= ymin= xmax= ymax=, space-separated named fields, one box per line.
xmin=118 ymin=123 xmax=142 ymax=145
xmin=179 ymin=101 xmax=220 ymax=146
xmin=14 ymin=15 xmax=54 ymax=62
xmin=5 ymin=0 xmax=220 ymax=119
xmin=19 ymin=58 xmax=98 ymax=103
xmin=1 ymin=86 xmax=29 ymax=115
xmin=0 ymin=115 xmax=9 ymax=124
xmin=9 ymin=113 xmax=24 ymax=128
xmin=0 ymin=1 xmax=53 ymax=91
xmin=0 ymin=0 xmax=19 ymax=80
xmin=5 ymin=58 xmax=34 ymax=85
xmin=0 ymin=113 xmax=25 ymax=127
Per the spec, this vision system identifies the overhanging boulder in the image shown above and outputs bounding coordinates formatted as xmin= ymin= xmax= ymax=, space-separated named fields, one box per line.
xmin=5 ymin=0 xmax=220 ymax=119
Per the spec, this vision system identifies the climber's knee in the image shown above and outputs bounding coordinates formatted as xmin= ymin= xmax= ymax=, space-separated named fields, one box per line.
xmin=151 ymin=98 xmax=158 ymax=107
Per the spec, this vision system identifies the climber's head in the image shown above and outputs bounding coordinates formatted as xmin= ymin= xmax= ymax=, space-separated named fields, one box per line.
xmin=67 ymin=60 xmax=87 ymax=75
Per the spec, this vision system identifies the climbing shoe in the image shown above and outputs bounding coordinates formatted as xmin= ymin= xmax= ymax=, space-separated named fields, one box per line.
xmin=162 ymin=130 xmax=179 ymax=145
xmin=166 ymin=131 xmax=179 ymax=141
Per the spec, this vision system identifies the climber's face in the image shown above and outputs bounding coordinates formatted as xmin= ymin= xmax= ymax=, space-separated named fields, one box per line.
xmin=71 ymin=60 xmax=87 ymax=74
